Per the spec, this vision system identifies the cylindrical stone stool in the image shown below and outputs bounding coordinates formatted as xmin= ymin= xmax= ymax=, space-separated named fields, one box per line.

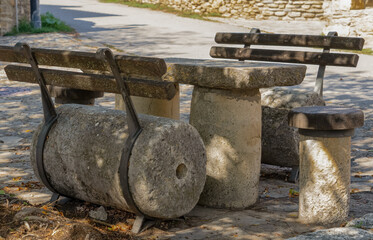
xmin=190 ymin=86 xmax=262 ymax=209
xmin=31 ymin=104 xmax=206 ymax=219
xmin=47 ymin=86 xmax=104 ymax=105
xmin=288 ymin=106 xmax=364 ymax=224
xmin=115 ymin=88 xmax=180 ymax=120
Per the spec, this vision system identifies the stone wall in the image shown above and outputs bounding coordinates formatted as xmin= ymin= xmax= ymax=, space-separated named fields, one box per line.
xmin=0 ymin=0 xmax=30 ymax=36
xmin=138 ymin=0 xmax=326 ymax=20
xmin=323 ymin=0 xmax=373 ymax=42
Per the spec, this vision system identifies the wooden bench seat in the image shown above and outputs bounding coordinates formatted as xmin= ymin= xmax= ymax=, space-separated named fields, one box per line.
xmin=0 ymin=44 xmax=179 ymax=116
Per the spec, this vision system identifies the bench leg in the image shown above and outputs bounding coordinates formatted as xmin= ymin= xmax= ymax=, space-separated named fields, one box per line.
xmin=298 ymin=135 xmax=351 ymax=224
xmin=131 ymin=215 xmax=157 ymax=234
xmin=190 ymin=86 xmax=261 ymax=209
xmin=115 ymin=88 xmax=180 ymax=120
xmin=289 ymin=166 xmax=299 ymax=183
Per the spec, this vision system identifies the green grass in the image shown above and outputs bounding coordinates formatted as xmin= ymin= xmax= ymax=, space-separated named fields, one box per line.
xmin=350 ymin=48 xmax=373 ymax=55
xmin=99 ymin=0 xmax=221 ymax=21
xmin=4 ymin=12 xmax=74 ymax=36
xmin=332 ymin=48 xmax=373 ymax=56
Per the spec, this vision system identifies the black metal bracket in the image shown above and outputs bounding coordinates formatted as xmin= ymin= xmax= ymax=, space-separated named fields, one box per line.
xmin=239 ymin=28 xmax=261 ymax=61
xmin=96 ymin=48 xmax=154 ymax=233
xmin=288 ymin=166 xmax=299 ymax=183
xmin=314 ymin=31 xmax=338 ymax=98
xmin=15 ymin=43 xmax=60 ymax=201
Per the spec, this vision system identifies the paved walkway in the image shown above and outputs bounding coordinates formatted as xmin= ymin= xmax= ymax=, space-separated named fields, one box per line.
xmin=0 ymin=0 xmax=372 ymax=239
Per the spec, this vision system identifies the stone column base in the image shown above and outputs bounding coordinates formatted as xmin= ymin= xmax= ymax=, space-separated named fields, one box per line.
xmin=190 ymin=86 xmax=261 ymax=209
xmin=115 ymin=88 xmax=180 ymax=120
xmin=299 ymin=135 xmax=351 ymax=224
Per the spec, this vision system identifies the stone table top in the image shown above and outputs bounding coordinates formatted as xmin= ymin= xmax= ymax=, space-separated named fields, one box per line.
xmin=163 ymin=58 xmax=307 ymax=90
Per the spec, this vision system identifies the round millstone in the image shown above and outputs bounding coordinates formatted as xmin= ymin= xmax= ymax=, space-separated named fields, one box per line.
xmin=30 ymin=104 xmax=206 ymax=219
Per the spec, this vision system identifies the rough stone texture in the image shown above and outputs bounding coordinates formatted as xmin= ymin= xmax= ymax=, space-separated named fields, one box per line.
xmin=346 ymin=213 xmax=373 ymax=230
xmin=164 ymin=58 xmax=306 ymax=90
xmin=190 ymin=86 xmax=261 ymax=209
xmin=130 ymin=0 xmax=326 ymax=20
xmin=287 ymin=227 xmax=373 ymax=240
xmin=298 ymin=135 xmax=351 ymax=224
xmin=324 ymin=0 xmax=373 ymax=46
xmin=0 ymin=0 xmax=30 ymax=36
xmin=115 ymin=88 xmax=180 ymax=120
xmin=89 ymin=206 xmax=108 ymax=221
xmin=30 ymin=104 xmax=206 ymax=219
xmin=260 ymin=87 xmax=325 ymax=167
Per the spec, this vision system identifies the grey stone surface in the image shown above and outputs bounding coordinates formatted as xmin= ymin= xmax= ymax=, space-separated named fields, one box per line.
xmin=164 ymin=58 xmax=306 ymax=90
xmin=346 ymin=213 xmax=373 ymax=230
xmin=260 ymin=87 xmax=325 ymax=167
xmin=13 ymin=207 xmax=44 ymax=222
xmin=286 ymin=227 xmax=373 ymax=240
xmin=30 ymin=104 xmax=206 ymax=219
xmin=261 ymin=88 xmax=325 ymax=109
xmin=89 ymin=206 xmax=108 ymax=221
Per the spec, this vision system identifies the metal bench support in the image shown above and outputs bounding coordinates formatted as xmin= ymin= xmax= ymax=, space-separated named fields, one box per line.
xmin=96 ymin=48 xmax=154 ymax=233
xmin=15 ymin=43 xmax=61 ymax=201
xmin=314 ymin=31 xmax=338 ymax=98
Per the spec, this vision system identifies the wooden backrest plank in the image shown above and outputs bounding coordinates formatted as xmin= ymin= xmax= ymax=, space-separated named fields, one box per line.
xmin=210 ymin=47 xmax=359 ymax=67
xmin=215 ymin=33 xmax=365 ymax=50
xmin=4 ymin=65 xmax=177 ymax=100
xmin=0 ymin=46 xmax=167 ymax=79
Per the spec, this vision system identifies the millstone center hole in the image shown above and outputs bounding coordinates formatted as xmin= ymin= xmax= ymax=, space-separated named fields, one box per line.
xmin=176 ymin=164 xmax=187 ymax=179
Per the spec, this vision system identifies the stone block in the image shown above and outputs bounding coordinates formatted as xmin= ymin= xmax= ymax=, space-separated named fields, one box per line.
xmin=275 ymin=11 xmax=287 ymax=16
xmin=292 ymin=1 xmax=305 ymax=5
xmin=298 ymin=135 xmax=350 ymax=224
xmin=268 ymin=3 xmax=279 ymax=7
xmin=303 ymin=13 xmax=316 ymax=18
xmin=268 ymin=16 xmax=281 ymax=20
xmin=301 ymin=4 xmax=311 ymax=9
xmin=311 ymin=4 xmax=323 ymax=9
xmin=260 ymin=88 xmax=325 ymax=168
xmin=218 ymin=5 xmax=228 ymax=13
xmin=191 ymin=87 xmax=261 ymax=209
xmin=263 ymin=10 xmax=275 ymax=16
xmin=163 ymin=58 xmax=306 ymax=90
xmin=288 ymin=11 xmax=302 ymax=17
xmin=115 ymin=89 xmax=180 ymax=120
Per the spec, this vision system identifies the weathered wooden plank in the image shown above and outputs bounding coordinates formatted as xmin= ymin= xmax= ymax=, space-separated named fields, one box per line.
xmin=4 ymin=65 xmax=177 ymax=100
xmin=210 ymin=47 xmax=359 ymax=67
xmin=0 ymin=46 xmax=167 ymax=79
xmin=215 ymin=33 xmax=365 ymax=50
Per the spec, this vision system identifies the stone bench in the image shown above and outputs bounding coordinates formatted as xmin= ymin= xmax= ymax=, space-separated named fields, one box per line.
xmin=210 ymin=29 xmax=365 ymax=181
xmin=288 ymin=106 xmax=364 ymax=224
xmin=161 ymin=58 xmax=306 ymax=209
xmin=0 ymin=43 xmax=206 ymax=233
